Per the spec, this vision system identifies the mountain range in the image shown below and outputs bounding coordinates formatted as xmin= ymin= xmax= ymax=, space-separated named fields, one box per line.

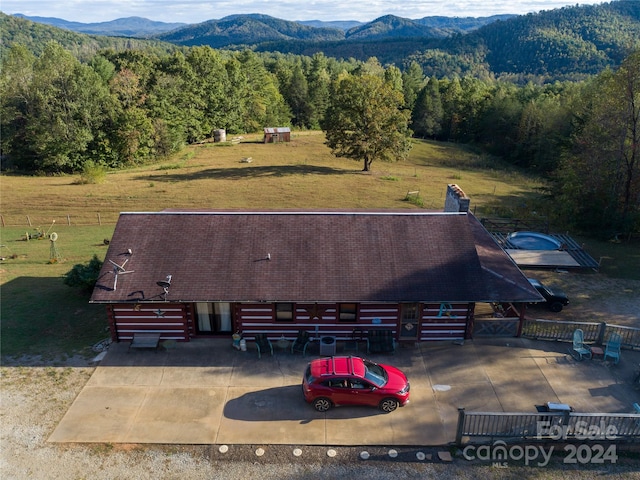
xmin=12 ymin=14 xmax=187 ymax=37
xmin=11 ymin=12 xmax=514 ymax=44
xmin=3 ymin=1 xmax=640 ymax=80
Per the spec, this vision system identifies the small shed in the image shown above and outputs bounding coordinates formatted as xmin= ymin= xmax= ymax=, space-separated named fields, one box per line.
xmin=263 ymin=127 xmax=291 ymax=143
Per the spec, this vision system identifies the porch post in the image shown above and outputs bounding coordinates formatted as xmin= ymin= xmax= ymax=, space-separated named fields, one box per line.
xmin=516 ymin=303 xmax=525 ymax=337
xmin=455 ymin=407 xmax=466 ymax=446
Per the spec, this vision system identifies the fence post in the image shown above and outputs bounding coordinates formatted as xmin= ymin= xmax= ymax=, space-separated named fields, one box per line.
xmin=97 ymin=213 xmax=101 ymax=225
xmin=597 ymin=322 xmax=607 ymax=345
xmin=27 ymin=215 xmax=32 ymax=227
xmin=67 ymin=214 xmax=71 ymax=226
xmin=455 ymin=407 xmax=466 ymax=446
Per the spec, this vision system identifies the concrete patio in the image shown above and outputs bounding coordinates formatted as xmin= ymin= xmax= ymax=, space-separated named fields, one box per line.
xmin=48 ymin=337 xmax=640 ymax=446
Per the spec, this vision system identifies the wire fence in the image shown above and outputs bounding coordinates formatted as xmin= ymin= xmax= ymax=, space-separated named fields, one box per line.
xmin=0 ymin=213 xmax=120 ymax=227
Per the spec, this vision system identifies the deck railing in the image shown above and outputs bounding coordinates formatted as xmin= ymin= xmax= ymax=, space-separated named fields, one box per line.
xmin=456 ymin=408 xmax=640 ymax=445
xmin=521 ymin=319 xmax=640 ymax=350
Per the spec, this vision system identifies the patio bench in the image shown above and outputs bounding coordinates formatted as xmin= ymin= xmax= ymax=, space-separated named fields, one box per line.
xmin=129 ymin=333 xmax=161 ymax=352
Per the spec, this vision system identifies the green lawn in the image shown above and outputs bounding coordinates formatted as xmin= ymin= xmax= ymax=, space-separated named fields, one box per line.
xmin=1 ymin=226 xmax=114 ymax=360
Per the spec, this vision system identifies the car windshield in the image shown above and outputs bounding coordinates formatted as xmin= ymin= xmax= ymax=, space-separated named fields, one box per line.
xmin=363 ymin=360 xmax=388 ymax=388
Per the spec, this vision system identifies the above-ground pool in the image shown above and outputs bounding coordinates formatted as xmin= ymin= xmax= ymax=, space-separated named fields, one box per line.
xmin=506 ymin=231 xmax=562 ymax=250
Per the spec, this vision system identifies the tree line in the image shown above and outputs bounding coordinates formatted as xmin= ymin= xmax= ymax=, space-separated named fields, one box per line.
xmin=1 ymin=42 xmax=638 ymax=236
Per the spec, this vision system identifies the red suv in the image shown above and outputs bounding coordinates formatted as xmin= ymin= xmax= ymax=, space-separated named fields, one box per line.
xmin=302 ymin=356 xmax=410 ymax=413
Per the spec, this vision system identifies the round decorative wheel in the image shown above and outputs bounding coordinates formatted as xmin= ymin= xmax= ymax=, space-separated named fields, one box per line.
xmin=379 ymin=398 xmax=399 ymax=413
xmin=313 ymin=397 xmax=332 ymax=412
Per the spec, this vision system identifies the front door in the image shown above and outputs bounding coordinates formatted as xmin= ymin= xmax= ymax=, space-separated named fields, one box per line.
xmin=195 ymin=302 xmax=233 ymax=335
xmin=400 ymin=303 xmax=420 ymax=339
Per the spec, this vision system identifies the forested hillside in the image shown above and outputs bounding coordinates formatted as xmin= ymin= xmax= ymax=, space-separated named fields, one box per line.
xmin=1 ymin=3 xmax=639 ymax=237
xmin=156 ymin=14 xmax=345 ymax=48
xmin=253 ymin=2 xmax=640 ymax=80
xmin=467 ymin=1 xmax=640 ymax=77
xmin=0 ymin=13 xmax=180 ymax=60
xmin=12 ymin=14 xmax=186 ymax=37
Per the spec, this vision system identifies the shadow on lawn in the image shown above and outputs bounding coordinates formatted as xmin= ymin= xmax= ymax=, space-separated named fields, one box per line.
xmin=138 ymin=164 xmax=354 ymax=182
xmin=1 ymin=276 xmax=108 ymax=365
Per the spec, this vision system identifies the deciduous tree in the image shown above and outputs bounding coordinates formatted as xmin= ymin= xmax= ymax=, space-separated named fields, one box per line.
xmin=322 ymin=73 xmax=412 ymax=172
xmin=557 ymin=50 xmax=640 ymax=235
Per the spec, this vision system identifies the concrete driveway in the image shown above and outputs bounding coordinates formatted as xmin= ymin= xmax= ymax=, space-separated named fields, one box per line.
xmin=48 ymin=337 xmax=640 ymax=446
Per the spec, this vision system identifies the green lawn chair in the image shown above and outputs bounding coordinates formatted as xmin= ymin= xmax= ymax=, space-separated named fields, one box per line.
xmin=569 ymin=329 xmax=592 ymax=361
xmin=291 ymin=330 xmax=310 ymax=356
xmin=604 ymin=333 xmax=622 ymax=364
xmin=254 ymin=333 xmax=273 ymax=359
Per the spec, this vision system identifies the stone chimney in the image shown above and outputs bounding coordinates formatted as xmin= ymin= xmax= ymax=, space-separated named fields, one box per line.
xmin=444 ymin=184 xmax=470 ymax=212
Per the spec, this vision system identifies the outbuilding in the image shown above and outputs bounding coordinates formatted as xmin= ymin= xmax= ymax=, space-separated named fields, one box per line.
xmin=263 ymin=127 xmax=291 ymax=143
xmin=90 ymin=186 xmax=542 ymax=345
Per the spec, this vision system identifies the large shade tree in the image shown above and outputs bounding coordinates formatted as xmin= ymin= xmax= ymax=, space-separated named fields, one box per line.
xmin=322 ymin=73 xmax=412 ymax=172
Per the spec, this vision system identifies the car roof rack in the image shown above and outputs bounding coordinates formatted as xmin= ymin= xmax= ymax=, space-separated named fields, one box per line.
xmin=320 ymin=356 xmax=357 ymax=377
xmin=347 ymin=356 xmax=356 ymax=376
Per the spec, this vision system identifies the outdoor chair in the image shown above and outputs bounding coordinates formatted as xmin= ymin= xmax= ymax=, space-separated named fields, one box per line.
xmin=291 ymin=330 xmax=310 ymax=356
xmin=254 ymin=334 xmax=273 ymax=359
xmin=344 ymin=328 xmax=363 ymax=353
xmin=569 ymin=329 xmax=592 ymax=361
xmin=366 ymin=329 xmax=396 ymax=354
xmin=604 ymin=333 xmax=622 ymax=364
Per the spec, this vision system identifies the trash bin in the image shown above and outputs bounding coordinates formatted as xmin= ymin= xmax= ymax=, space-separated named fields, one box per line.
xmin=319 ymin=336 xmax=336 ymax=356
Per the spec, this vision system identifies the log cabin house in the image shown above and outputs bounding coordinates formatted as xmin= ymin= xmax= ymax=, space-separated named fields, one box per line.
xmin=90 ymin=187 xmax=542 ymax=345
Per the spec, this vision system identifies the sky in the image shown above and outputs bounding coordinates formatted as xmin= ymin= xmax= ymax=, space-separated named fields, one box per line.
xmin=1 ymin=1 xmax=609 ymax=24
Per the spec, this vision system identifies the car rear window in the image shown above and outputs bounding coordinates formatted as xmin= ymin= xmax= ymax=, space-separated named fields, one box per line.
xmin=304 ymin=365 xmax=316 ymax=384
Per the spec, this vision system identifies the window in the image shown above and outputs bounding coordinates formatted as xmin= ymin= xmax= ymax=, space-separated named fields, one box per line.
xmin=339 ymin=303 xmax=357 ymax=322
xmin=275 ymin=303 xmax=293 ymax=322
xmin=195 ymin=302 xmax=213 ymax=333
xmin=195 ymin=302 xmax=232 ymax=333
xmin=402 ymin=303 xmax=419 ymax=321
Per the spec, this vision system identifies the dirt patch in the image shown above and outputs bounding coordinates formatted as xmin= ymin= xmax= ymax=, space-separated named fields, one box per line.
xmin=525 ymin=271 xmax=640 ymax=328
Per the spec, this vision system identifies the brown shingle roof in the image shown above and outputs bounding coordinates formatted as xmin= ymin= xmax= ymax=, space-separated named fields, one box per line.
xmin=90 ymin=211 xmax=541 ymax=304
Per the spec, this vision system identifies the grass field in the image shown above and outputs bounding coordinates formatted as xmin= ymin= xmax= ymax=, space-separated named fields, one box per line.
xmin=0 ymin=132 xmax=546 ymax=225
xmin=1 ymin=131 xmax=638 ymax=360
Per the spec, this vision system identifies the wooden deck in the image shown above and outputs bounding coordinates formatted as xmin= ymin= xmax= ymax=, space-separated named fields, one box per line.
xmin=505 ymin=249 xmax=580 ymax=268
xmin=491 ymin=232 xmax=599 ymax=270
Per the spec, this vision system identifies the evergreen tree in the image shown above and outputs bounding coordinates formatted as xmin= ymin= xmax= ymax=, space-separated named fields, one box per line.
xmin=440 ymin=77 xmax=464 ymax=141
xmin=384 ymin=65 xmax=404 ymax=94
xmin=307 ymin=53 xmax=331 ymax=129
xmin=401 ymin=61 xmax=425 ymax=111
xmin=186 ymin=47 xmax=229 ymax=137
xmin=411 ymin=77 xmax=443 ymax=138
xmin=286 ymin=64 xmax=313 ymax=128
